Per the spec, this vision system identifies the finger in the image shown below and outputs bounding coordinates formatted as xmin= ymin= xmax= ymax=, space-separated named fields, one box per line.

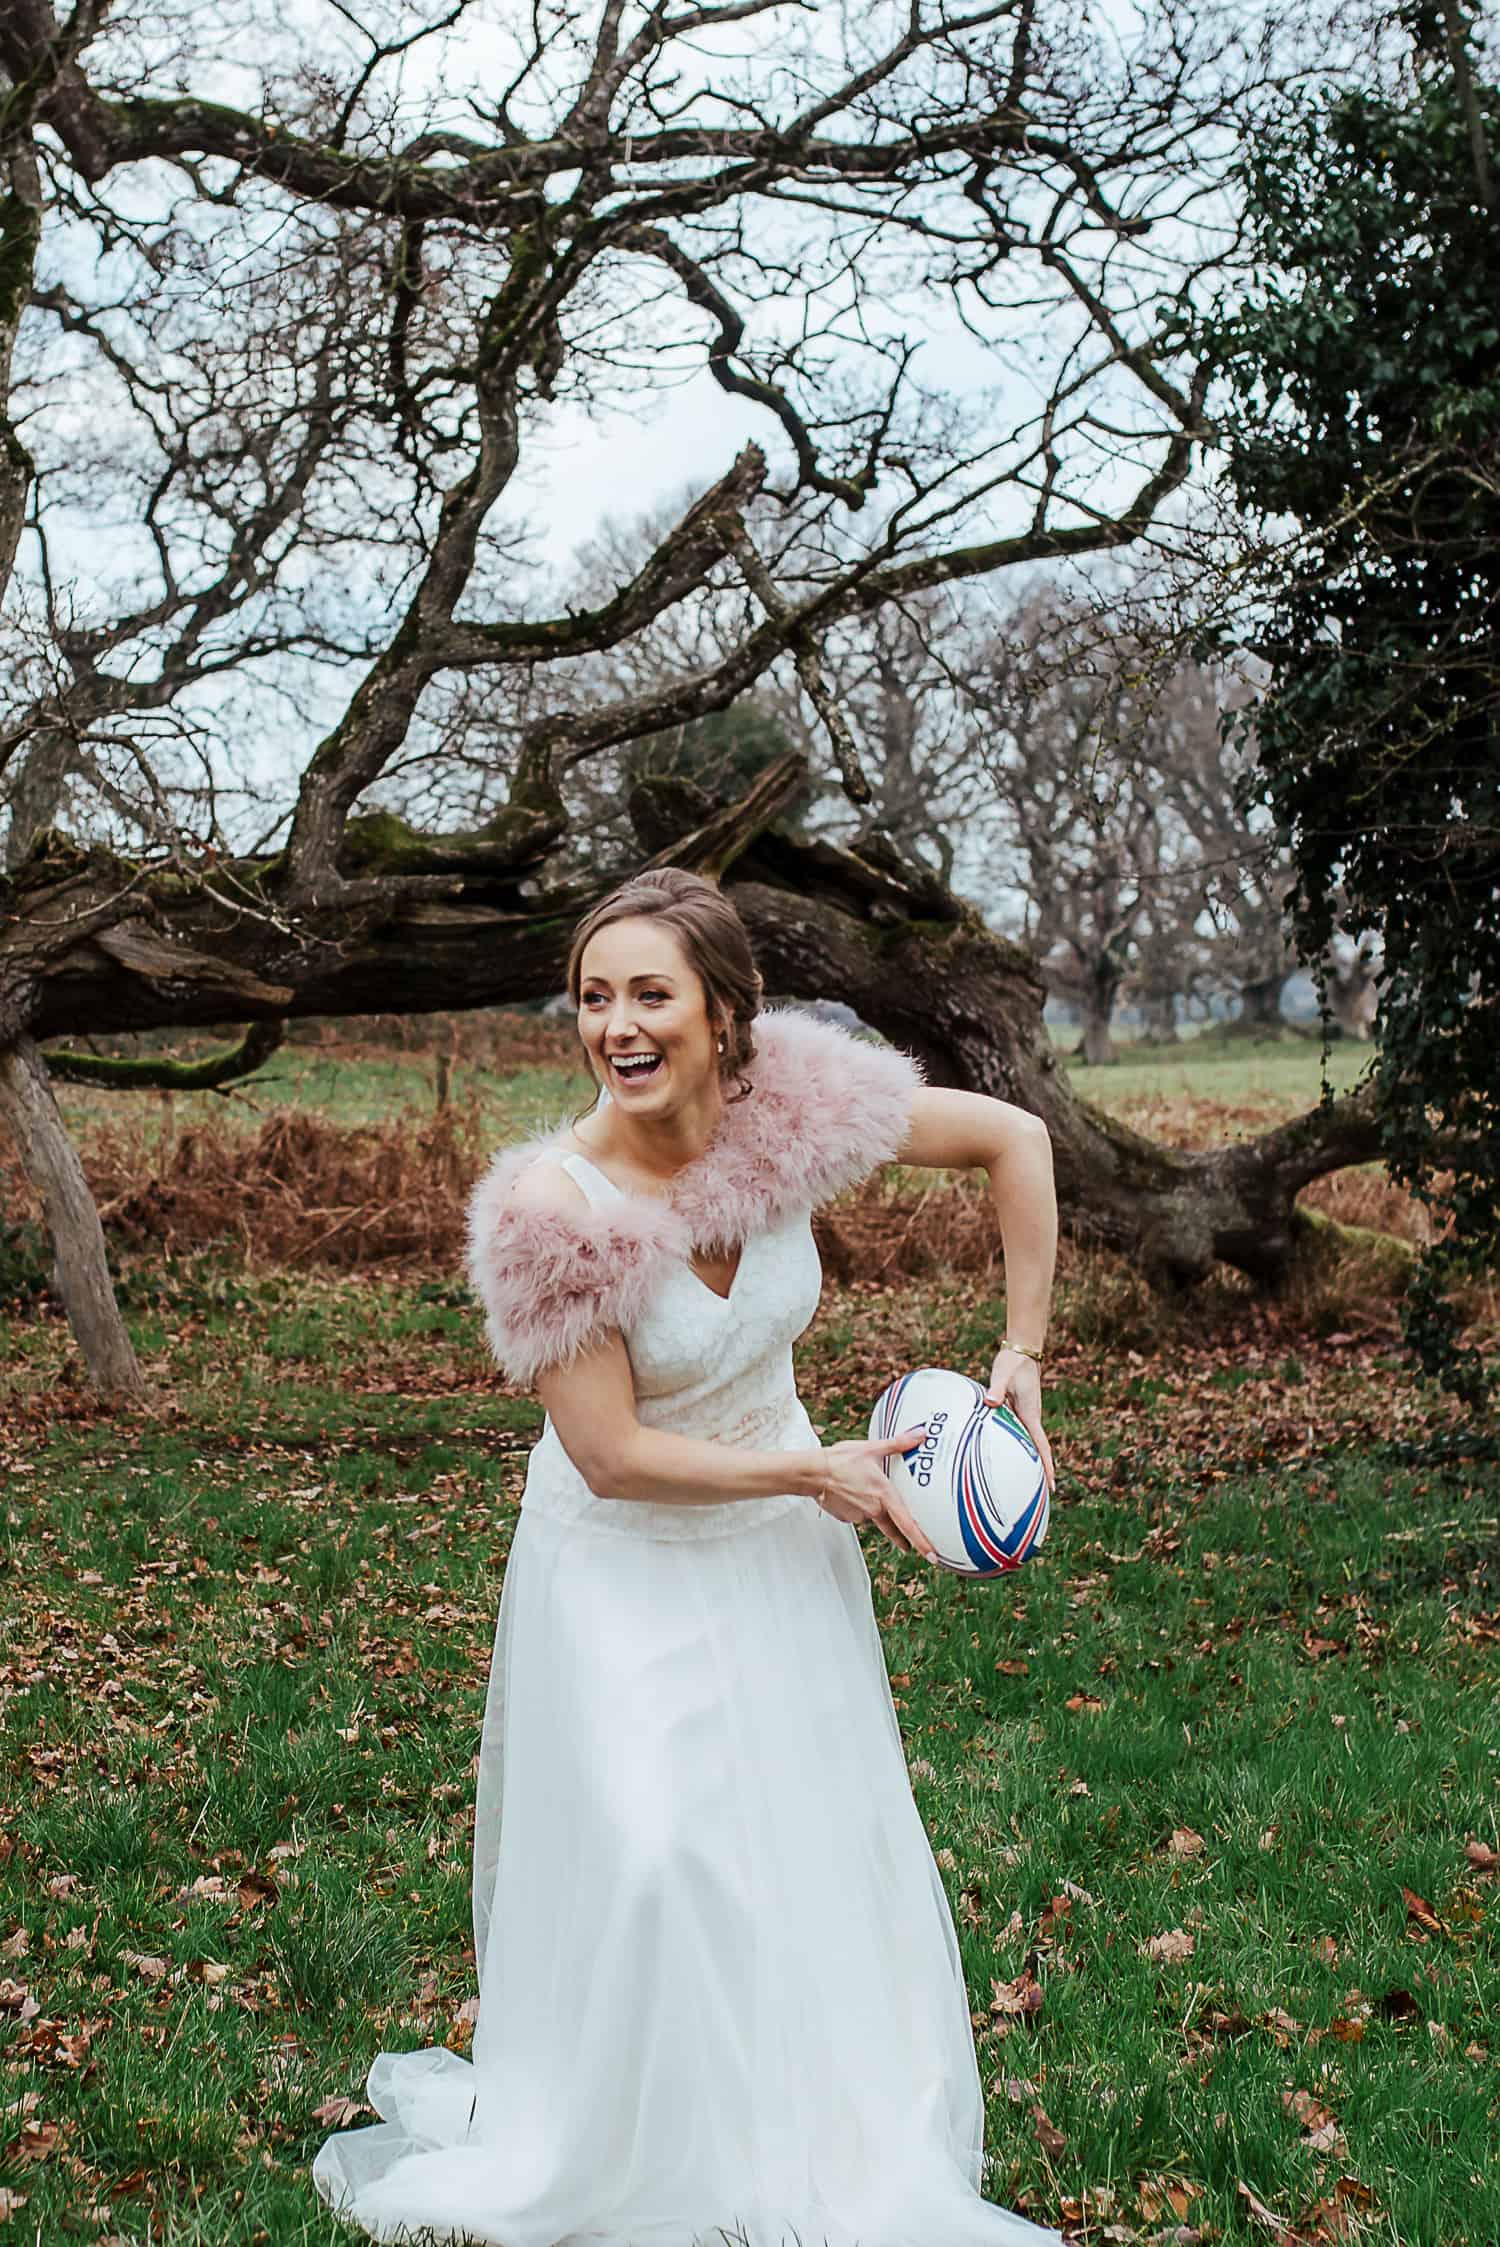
xmin=874 ymin=1424 xmax=928 ymax=1454
xmin=1016 ymin=1411 xmax=1056 ymax=1494
xmin=987 ymin=1393 xmax=1054 ymax=1489
xmin=884 ymin=1495 xmax=938 ymax=1563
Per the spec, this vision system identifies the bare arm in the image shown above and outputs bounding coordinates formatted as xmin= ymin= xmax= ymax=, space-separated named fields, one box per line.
xmin=540 ymin=1327 xmax=932 ymax=1551
xmin=891 ymin=1086 xmax=1057 ymax=1347
xmin=891 ymin=1087 xmax=1058 ymax=1488
xmin=538 ymin=1325 xmax=829 ymax=1506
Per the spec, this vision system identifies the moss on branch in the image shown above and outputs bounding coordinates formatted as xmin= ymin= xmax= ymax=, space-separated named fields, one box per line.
xmin=44 ymin=1019 xmax=284 ymax=1092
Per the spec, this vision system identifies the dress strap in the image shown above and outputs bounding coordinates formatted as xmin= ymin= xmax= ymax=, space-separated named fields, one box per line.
xmin=552 ymin=1150 xmax=625 ymax=1207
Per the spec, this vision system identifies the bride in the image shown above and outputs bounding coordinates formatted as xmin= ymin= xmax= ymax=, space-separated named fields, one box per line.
xmin=313 ymin=867 xmax=1063 ymax=2247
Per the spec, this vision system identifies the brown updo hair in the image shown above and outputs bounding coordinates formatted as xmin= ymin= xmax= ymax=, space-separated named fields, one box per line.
xmin=565 ymin=869 xmax=764 ymax=1108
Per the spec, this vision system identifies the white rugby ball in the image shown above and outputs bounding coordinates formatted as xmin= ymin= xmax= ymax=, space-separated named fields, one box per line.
xmin=868 ymin=1366 xmax=1050 ymax=1577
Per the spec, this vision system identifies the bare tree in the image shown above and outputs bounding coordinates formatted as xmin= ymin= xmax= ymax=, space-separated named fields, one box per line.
xmin=1319 ymin=926 xmax=1383 ymax=1042
xmin=0 ymin=0 xmax=1409 ymax=1393
xmin=960 ymin=593 xmax=1200 ymax=1062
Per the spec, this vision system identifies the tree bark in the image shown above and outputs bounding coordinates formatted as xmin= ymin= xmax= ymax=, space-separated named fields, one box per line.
xmin=1135 ymin=991 xmax=1181 ymax=1045
xmin=1236 ymin=973 xmax=1288 ymax=1031
xmin=0 ymin=1032 xmax=146 ymax=1398
xmin=1327 ymin=961 xmax=1378 ymax=1041
xmin=3 ymin=729 xmax=72 ymax=872
xmin=717 ymin=866 xmax=1389 ymax=1295
xmin=1077 ymin=968 xmax=1121 ymax=1065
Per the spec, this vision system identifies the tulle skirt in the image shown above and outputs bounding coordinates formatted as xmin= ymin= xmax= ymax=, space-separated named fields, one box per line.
xmin=311 ymin=1494 xmax=1066 ymax=2247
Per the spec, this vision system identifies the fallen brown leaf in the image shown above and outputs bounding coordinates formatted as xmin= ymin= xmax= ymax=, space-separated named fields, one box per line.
xmin=1031 ymin=2102 xmax=1067 ymax=2158
xmin=1236 ymin=2179 xmax=1291 ymax=2235
xmin=1282 ymin=2088 xmax=1336 ymax=2132
xmin=5 ymin=2118 xmax=68 ymax=2168
xmin=174 ymin=1875 xmax=233 ymax=1904
xmin=1203 ymin=2007 xmax=1254 ymax=2039
xmin=1305 ymin=2118 xmax=1348 ymax=2157
xmin=1401 ymin=1886 xmax=1449 ymax=1939
xmin=312 ymin=2094 xmax=371 ymax=2128
xmin=120 ymin=1952 xmax=170 ymax=1983
xmin=990 ymin=1969 xmax=1045 ymax=2022
xmin=1139 ymin=2176 xmax=1203 ymax=2222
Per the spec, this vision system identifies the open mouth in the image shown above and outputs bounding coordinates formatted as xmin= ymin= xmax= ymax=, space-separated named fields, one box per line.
xmin=610 ymin=1053 xmax=664 ymax=1084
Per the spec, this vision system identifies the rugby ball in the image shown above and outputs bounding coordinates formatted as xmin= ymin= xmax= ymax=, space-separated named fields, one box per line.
xmin=869 ymin=1366 xmax=1050 ymax=1577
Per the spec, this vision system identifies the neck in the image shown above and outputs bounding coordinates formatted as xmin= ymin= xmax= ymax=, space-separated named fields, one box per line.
xmin=591 ymin=1073 xmax=727 ymax=1184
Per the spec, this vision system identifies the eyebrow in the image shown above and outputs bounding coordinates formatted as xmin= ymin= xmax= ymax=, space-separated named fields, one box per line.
xmin=580 ymin=973 xmax=677 ymax=986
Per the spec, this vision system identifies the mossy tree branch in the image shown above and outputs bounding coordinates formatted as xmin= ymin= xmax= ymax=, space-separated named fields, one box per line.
xmin=43 ymin=1018 xmax=285 ymax=1092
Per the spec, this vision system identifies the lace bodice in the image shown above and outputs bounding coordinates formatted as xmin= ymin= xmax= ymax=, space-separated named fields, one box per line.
xmin=518 ymin=1149 xmax=826 ymax=1543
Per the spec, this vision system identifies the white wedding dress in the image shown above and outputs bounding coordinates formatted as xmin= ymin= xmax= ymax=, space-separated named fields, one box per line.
xmin=313 ymin=1146 xmax=1066 ymax=2247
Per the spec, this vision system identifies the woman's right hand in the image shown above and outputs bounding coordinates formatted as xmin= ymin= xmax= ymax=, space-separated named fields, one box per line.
xmin=814 ymin=1427 xmax=936 ymax=1560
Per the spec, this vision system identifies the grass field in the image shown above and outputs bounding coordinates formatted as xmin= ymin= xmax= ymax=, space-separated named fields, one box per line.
xmin=2 ymin=1027 xmax=1496 ymax=2247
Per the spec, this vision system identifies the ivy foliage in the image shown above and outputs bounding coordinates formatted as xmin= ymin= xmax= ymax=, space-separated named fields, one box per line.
xmin=1198 ymin=26 xmax=1500 ymax=1407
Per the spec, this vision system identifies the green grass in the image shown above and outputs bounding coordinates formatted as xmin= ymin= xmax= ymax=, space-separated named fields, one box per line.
xmin=1058 ymin=1019 xmax=1373 ymax=1111
xmin=1 ymin=1255 xmax=1496 ymax=2246
xmin=53 ymin=1042 xmax=594 ymax=1152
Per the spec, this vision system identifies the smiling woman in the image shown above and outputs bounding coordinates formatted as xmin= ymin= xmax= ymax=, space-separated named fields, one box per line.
xmin=312 ymin=868 xmax=1064 ymax=2247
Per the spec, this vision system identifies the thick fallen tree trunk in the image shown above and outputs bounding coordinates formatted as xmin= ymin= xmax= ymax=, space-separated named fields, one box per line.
xmin=3 ymin=757 xmax=1393 ymax=1341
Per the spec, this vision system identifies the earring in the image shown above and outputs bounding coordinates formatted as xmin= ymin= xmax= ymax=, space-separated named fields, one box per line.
xmin=717 ymin=1035 xmax=726 ymax=1053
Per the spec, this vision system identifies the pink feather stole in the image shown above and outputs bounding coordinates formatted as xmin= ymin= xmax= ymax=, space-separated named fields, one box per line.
xmin=466 ymin=1006 xmax=926 ymax=1387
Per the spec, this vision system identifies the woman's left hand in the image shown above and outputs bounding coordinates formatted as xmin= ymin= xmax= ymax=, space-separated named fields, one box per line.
xmin=984 ymin=1349 xmax=1056 ymax=1496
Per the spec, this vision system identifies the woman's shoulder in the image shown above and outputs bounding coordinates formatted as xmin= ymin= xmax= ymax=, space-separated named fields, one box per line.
xmin=465 ymin=1132 xmax=685 ymax=1388
xmin=497 ymin=1149 xmax=591 ymax=1217
xmin=717 ymin=1007 xmax=927 ymax=1206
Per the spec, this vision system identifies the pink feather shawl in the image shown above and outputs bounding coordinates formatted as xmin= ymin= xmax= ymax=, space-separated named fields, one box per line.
xmin=466 ymin=1006 xmax=927 ymax=1386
